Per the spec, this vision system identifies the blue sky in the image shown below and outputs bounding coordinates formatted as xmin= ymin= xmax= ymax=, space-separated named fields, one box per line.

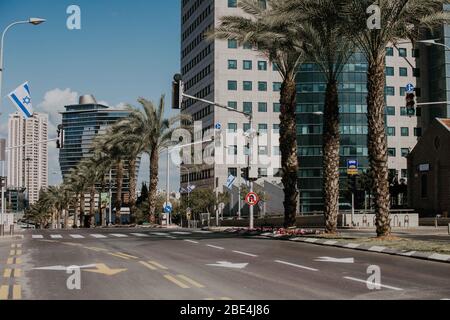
xmin=0 ymin=0 xmax=181 ymax=190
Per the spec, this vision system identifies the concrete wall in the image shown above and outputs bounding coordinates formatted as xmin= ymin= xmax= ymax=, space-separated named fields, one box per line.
xmin=342 ymin=213 xmax=419 ymax=228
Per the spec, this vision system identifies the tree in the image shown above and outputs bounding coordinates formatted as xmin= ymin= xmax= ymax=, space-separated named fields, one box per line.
xmin=343 ymin=0 xmax=450 ymax=237
xmin=283 ymin=0 xmax=353 ymax=233
xmin=211 ymin=0 xmax=304 ymax=228
xmin=116 ymin=96 xmax=190 ymax=224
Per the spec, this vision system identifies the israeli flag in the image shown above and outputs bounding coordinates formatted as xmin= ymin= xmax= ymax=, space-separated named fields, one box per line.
xmin=187 ymin=184 xmax=196 ymax=193
xmin=8 ymin=82 xmax=33 ymax=118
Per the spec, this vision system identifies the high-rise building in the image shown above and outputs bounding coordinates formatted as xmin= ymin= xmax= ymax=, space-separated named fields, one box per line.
xmin=180 ymin=0 xmax=282 ymax=192
xmin=7 ymin=112 xmax=48 ymax=205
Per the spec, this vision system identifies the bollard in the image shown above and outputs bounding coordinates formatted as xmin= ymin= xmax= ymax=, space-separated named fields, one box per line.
xmin=9 ymin=225 xmax=14 ymax=236
xmin=0 ymin=224 xmax=3 ymax=237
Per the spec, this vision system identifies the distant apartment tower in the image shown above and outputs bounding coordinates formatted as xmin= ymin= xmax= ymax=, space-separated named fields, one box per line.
xmin=180 ymin=0 xmax=282 ymax=191
xmin=7 ymin=112 xmax=48 ymax=205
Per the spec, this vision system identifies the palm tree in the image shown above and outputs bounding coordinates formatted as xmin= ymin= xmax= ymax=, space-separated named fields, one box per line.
xmin=41 ymin=186 xmax=72 ymax=229
xmin=343 ymin=0 xmax=450 ymax=237
xmin=281 ymin=0 xmax=353 ymax=233
xmin=118 ymin=95 xmax=190 ymax=224
xmin=210 ymin=0 xmax=304 ymax=228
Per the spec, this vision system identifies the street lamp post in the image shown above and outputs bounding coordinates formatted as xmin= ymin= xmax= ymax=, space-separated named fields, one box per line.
xmin=0 ymin=18 xmax=46 ymax=110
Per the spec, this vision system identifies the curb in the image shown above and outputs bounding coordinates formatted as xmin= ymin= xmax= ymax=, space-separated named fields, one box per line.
xmin=256 ymin=234 xmax=450 ymax=264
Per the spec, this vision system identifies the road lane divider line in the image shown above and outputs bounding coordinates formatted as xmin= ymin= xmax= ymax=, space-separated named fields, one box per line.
xmin=232 ymin=250 xmax=258 ymax=257
xmin=62 ymin=242 xmax=84 ymax=246
xmin=110 ymin=234 xmax=128 ymax=238
xmin=206 ymin=244 xmax=224 ymax=250
xmin=90 ymin=234 xmax=107 ymax=239
xmin=6 ymin=258 xmax=13 ymax=265
xmin=164 ymin=275 xmax=190 ymax=289
xmin=3 ymin=268 xmax=12 ymax=278
xmin=69 ymin=234 xmax=85 ymax=239
xmin=84 ymin=247 xmax=109 ymax=252
xmin=108 ymin=252 xmax=137 ymax=260
xmin=343 ymin=276 xmax=403 ymax=291
xmin=31 ymin=235 xmax=43 ymax=239
xmin=115 ymin=252 xmax=138 ymax=259
xmin=130 ymin=233 xmax=150 ymax=237
xmin=139 ymin=261 xmax=157 ymax=270
xmin=274 ymin=260 xmax=318 ymax=272
xmin=184 ymin=240 xmax=199 ymax=244
xmin=148 ymin=261 xmax=168 ymax=270
xmin=0 ymin=285 xmax=8 ymax=300
xmin=177 ymin=275 xmax=204 ymax=288
xmin=50 ymin=235 xmax=63 ymax=239
xmin=12 ymin=285 xmax=21 ymax=300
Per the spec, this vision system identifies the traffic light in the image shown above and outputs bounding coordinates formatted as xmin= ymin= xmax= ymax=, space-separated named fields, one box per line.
xmin=241 ymin=167 xmax=249 ymax=180
xmin=56 ymin=124 xmax=64 ymax=149
xmin=406 ymin=92 xmax=416 ymax=117
xmin=172 ymin=73 xmax=184 ymax=109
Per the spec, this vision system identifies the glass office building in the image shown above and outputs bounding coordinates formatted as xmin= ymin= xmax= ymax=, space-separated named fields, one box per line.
xmin=59 ymin=95 xmax=137 ymax=194
xmin=296 ymin=53 xmax=370 ymax=213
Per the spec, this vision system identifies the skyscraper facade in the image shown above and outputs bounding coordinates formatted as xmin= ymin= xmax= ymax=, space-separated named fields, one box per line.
xmin=7 ymin=112 xmax=48 ymax=205
xmin=180 ymin=0 xmax=282 ymax=192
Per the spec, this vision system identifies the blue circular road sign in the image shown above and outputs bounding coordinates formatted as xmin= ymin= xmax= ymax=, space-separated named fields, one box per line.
xmin=406 ymin=83 xmax=415 ymax=93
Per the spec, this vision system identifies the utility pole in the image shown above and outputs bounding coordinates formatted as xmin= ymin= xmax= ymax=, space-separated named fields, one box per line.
xmin=166 ymin=147 xmax=170 ymax=226
xmin=108 ymin=169 xmax=112 ymax=226
xmin=237 ymin=165 xmax=241 ymax=220
xmin=248 ymin=115 xmax=255 ymax=230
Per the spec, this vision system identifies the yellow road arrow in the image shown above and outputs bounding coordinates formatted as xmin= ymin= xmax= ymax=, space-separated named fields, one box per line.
xmin=84 ymin=264 xmax=127 ymax=276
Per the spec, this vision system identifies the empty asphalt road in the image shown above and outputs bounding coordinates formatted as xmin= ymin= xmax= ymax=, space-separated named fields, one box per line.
xmin=0 ymin=228 xmax=449 ymax=300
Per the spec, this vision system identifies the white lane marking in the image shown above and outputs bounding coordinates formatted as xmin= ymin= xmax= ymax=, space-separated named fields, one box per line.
xmin=130 ymin=233 xmax=149 ymax=237
xmin=314 ymin=257 xmax=354 ymax=264
xmin=274 ymin=260 xmax=318 ymax=272
xmin=150 ymin=232 xmax=168 ymax=236
xmin=206 ymin=244 xmax=224 ymax=250
xmin=172 ymin=231 xmax=192 ymax=235
xmin=90 ymin=234 xmax=107 ymax=239
xmin=110 ymin=234 xmax=128 ymax=238
xmin=323 ymin=240 xmax=338 ymax=245
xmin=343 ymin=276 xmax=403 ymax=291
xmin=194 ymin=230 xmax=212 ymax=234
xmin=184 ymin=239 xmax=199 ymax=244
xmin=69 ymin=234 xmax=84 ymax=239
xmin=368 ymin=246 xmax=386 ymax=252
xmin=304 ymin=238 xmax=318 ymax=243
xmin=399 ymin=251 xmax=416 ymax=256
xmin=232 ymin=250 xmax=258 ymax=257
xmin=345 ymin=243 xmax=360 ymax=249
xmin=50 ymin=235 xmax=62 ymax=239
xmin=32 ymin=235 xmax=43 ymax=239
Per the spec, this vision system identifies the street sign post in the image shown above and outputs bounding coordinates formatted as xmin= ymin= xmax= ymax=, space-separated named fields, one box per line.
xmin=347 ymin=160 xmax=359 ymax=176
xmin=245 ymin=192 xmax=260 ymax=207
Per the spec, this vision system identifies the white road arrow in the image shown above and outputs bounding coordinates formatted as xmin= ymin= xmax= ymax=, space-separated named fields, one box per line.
xmin=206 ymin=261 xmax=248 ymax=269
xmin=314 ymin=257 xmax=355 ymax=264
xmin=33 ymin=264 xmax=98 ymax=271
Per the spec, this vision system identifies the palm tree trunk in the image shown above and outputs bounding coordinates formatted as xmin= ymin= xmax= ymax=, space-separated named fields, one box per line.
xmin=51 ymin=209 xmax=55 ymax=229
xmin=128 ymin=157 xmax=137 ymax=224
xmin=63 ymin=208 xmax=68 ymax=229
xmin=99 ymin=177 xmax=106 ymax=227
xmin=148 ymin=148 xmax=159 ymax=224
xmin=279 ymin=75 xmax=299 ymax=228
xmin=323 ymin=79 xmax=340 ymax=234
xmin=115 ymin=159 xmax=124 ymax=225
xmin=79 ymin=192 xmax=85 ymax=228
xmin=89 ymin=185 xmax=95 ymax=228
xmin=73 ymin=193 xmax=79 ymax=228
xmin=367 ymin=55 xmax=391 ymax=237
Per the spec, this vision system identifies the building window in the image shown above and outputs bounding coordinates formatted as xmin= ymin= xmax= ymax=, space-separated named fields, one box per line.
xmin=399 ymin=67 xmax=408 ymax=77
xmin=228 ymin=123 xmax=237 ymax=133
xmin=414 ymin=127 xmax=422 ymax=137
xmin=421 ymin=174 xmax=428 ymax=198
xmin=228 ymin=60 xmax=237 ymax=69
xmin=243 ymin=60 xmax=252 ymax=70
xmin=243 ymin=42 xmax=253 ymax=49
xmin=398 ymin=48 xmax=407 ymax=57
xmin=243 ymin=102 xmax=252 ymax=114
xmin=385 ymin=86 xmax=395 ymax=96
xmin=386 ymin=106 xmax=395 ymax=116
xmin=386 ymin=47 xmax=394 ymax=56
xmin=273 ymin=82 xmax=282 ymax=92
xmin=401 ymin=127 xmax=409 ymax=136
xmin=258 ymin=123 xmax=268 ymax=133
xmin=386 ymin=67 xmax=394 ymax=76
xmin=258 ymin=61 xmax=267 ymax=71
xmin=228 ymin=0 xmax=238 ymax=8
xmin=258 ymin=102 xmax=267 ymax=112
xmin=273 ymin=103 xmax=281 ymax=112
xmin=258 ymin=146 xmax=268 ymax=155
xmin=228 ymin=167 xmax=237 ymax=177
xmin=400 ymin=87 xmax=406 ymax=96
xmin=258 ymin=81 xmax=267 ymax=91
xmin=258 ymin=168 xmax=268 ymax=177
xmin=400 ymin=107 xmax=407 ymax=116
xmin=273 ymin=146 xmax=280 ymax=155
xmin=228 ymin=101 xmax=237 ymax=109
xmin=387 ymin=127 xmax=396 ymax=136
xmin=388 ymin=148 xmax=396 ymax=157
xmin=243 ymin=123 xmax=250 ymax=132
xmin=401 ymin=169 xmax=408 ymax=179
xmin=228 ymin=81 xmax=237 ymax=90
xmin=243 ymin=81 xmax=252 ymax=91
xmin=228 ymin=39 xmax=238 ymax=49
xmin=273 ymin=124 xmax=280 ymax=134
xmin=401 ymin=148 xmax=410 ymax=157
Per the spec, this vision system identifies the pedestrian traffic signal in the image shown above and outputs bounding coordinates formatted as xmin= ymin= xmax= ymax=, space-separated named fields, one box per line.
xmin=172 ymin=73 xmax=184 ymax=109
xmin=406 ymin=92 xmax=416 ymax=117
xmin=241 ymin=167 xmax=249 ymax=180
xmin=56 ymin=124 xmax=64 ymax=149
